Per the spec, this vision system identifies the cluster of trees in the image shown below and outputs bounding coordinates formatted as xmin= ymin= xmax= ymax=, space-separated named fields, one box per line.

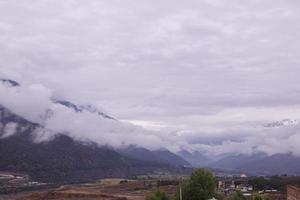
xmin=226 ymin=191 xmax=271 ymax=200
xmin=249 ymin=176 xmax=300 ymax=192
xmin=146 ymin=169 xmax=216 ymax=200
xmin=146 ymin=169 xmax=273 ymax=200
xmin=177 ymin=169 xmax=216 ymax=200
xmin=252 ymin=193 xmax=272 ymax=200
xmin=157 ymin=180 xmax=179 ymax=187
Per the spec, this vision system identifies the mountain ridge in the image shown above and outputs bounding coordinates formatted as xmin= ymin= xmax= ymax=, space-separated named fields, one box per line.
xmin=118 ymin=145 xmax=190 ymax=167
xmin=206 ymin=153 xmax=300 ymax=175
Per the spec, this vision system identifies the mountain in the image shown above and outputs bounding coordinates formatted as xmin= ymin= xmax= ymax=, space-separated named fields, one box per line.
xmin=152 ymin=149 xmax=191 ymax=167
xmin=177 ymin=150 xmax=212 ymax=167
xmin=241 ymin=154 xmax=300 ymax=175
xmin=0 ymin=105 xmax=190 ymax=183
xmin=208 ymin=153 xmax=266 ymax=171
xmin=0 ymin=105 xmax=38 ymax=138
xmin=207 ymin=153 xmax=300 ymax=175
xmin=119 ymin=145 xmax=191 ymax=167
xmin=0 ymin=79 xmax=192 ymax=183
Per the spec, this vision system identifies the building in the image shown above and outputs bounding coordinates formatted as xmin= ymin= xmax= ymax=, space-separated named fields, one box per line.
xmin=236 ymin=184 xmax=253 ymax=193
xmin=287 ymin=185 xmax=300 ymax=200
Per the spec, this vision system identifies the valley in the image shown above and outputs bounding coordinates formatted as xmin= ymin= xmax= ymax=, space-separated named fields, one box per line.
xmin=1 ymin=177 xmax=183 ymax=200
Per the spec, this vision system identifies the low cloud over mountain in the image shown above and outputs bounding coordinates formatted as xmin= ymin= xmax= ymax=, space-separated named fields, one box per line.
xmin=0 ymin=80 xmax=174 ymax=150
xmin=1 ymin=79 xmax=300 ymax=159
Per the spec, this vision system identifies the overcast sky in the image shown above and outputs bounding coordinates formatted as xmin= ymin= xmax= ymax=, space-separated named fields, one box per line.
xmin=1 ymin=0 xmax=300 ymax=155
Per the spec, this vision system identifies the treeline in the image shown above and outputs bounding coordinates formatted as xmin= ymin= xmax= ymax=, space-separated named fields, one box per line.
xmin=157 ymin=180 xmax=179 ymax=187
xmin=146 ymin=169 xmax=275 ymax=200
xmin=146 ymin=169 xmax=217 ymax=200
xmin=249 ymin=176 xmax=300 ymax=192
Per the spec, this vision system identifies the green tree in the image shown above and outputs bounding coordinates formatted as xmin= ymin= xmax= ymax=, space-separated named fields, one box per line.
xmin=226 ymin=191 xmax=246 ymax=200
xmin=214 ymin=192 xmax=225 ymax=200
xmin=146 ymin=190 xmax=170 ymax=200
xmin=262 ymin=196 xmax=271 ymax=200
xmin=252 ymin=193 xmax=271 ymax=200
xmin=176 ymin=169 xmax=216 ymax=200
xmin=253 ymin=193 xmax=263 ymax=200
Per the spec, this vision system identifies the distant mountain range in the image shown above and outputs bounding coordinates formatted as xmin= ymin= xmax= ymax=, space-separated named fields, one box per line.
xmin=177 ymin=150 xmax=213 ymax=167
xmin=176 ymin=119 xmax=300 ymax=175
xmin=207 ymin=153 xmax=300 ymax=175
xmin=177 ymin=149 xmax=300 ymax=176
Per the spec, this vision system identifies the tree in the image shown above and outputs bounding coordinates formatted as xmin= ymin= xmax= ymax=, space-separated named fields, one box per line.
xmin=146 ymin=190 xmax=170 ymax=200
xmin=253 ymin=193 xmax=263 ymax=200
xmin=252 ymin=193 xmax=271 ymax=200
xmin=262 ymin=196 xmax=271 ymax=200
xmin=214 ymin=192 xmax=225 ymax=200
xmin=226 ymin=191 xmax=246 ymax=200
xmin=176 ymin=169 xmax=216 ymax=200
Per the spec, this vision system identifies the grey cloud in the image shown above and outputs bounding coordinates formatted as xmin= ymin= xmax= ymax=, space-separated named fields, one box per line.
xmin=0 ymin=82 xmax=174 ymax=150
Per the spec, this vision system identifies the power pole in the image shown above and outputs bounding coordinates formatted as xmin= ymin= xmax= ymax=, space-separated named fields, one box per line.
xmin=180 ymin=183 xmax=182 ymax=200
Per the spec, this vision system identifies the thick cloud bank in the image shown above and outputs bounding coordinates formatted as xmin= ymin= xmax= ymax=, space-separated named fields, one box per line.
xmin=1 ymin=81 xmax=300 ymax=157
xmin=0 ymin=82 xmax=172 ymax=150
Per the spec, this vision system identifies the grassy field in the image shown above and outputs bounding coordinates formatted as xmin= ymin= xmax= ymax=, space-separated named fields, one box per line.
xmin=2 ymin=178 xmax=179 ymax=200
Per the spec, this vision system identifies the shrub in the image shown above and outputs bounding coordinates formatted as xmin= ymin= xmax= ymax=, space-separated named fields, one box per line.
xmin=146 ymin=190 xmax=170 ymax=200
